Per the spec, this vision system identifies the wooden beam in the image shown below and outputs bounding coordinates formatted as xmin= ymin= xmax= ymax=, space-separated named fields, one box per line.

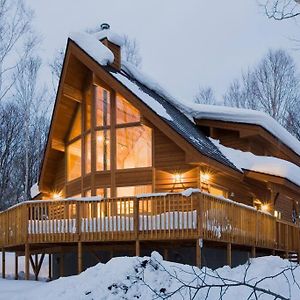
xmin=51 ymin=138 xmax=65 ymax=152
xmin=196 ymin=239 xmax=202 ymax=268
xmin=227 ymin=243 xmax=232 ymax=267
xmin=15 ymin=253 xmax=18 ymax=280
xmin=63 ymin=83 xmax=83 ymax=103
xmin=48 ymin=254 xmax=52 ymax=280
xmin=25 ymin=244 xmax=30 ymax=280
xmin=78 ymin=242 xmax=83 ymax=274
xmin=2 ymin=248 xmax=5 ymax=279
xmin=251 ymin=246 xmax=256 ymax=259
xmin=135 ymin=240 xmax=140 ymax=257
xmin=60 ymin=253 xmax=64 ymax=277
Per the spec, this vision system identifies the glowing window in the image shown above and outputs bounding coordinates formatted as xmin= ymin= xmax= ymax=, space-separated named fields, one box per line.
xmin=69 ymin=107 xmax=81 ymax=140
xmin=116 ymin=95 xmax=140 ymax=124
xmin=67 ymin=139 xmax=81 ymax=181
xmin=85 ymin=133 xmax=91 ymax=174
xmin=116 ymin=126 xmax=152 ymax=169
xmin=117 ymin=185 xmax=152 ymax=197
xmin=96 ymin=130 xmax=110 ymax=171
xmin=96 ymin=87 xmax=110 ymax=127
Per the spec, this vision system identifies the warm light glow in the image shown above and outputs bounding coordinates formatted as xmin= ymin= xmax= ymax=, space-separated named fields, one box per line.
xmin=173 ymin=173 xmax=183 ymax=182
xmin=200 ymin=172 xmax=211 ymax=183
xmin=261 ymin=203 xmax=270 ymax=212
xmin=52 ymin=192 xmax=62 ymax=200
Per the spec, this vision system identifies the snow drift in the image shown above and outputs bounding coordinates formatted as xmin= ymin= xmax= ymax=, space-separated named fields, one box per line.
xmin=0 ymin=252 xmax=299 ymax=299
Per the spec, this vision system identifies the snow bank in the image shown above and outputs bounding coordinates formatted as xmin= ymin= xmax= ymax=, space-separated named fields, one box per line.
xmin=69 ymin=32 xmax=114 ymax=66
xmin=0 ymin=253 xmax=299 ymax=299
xmin=212 ymin=138 xmax=300 ymax=187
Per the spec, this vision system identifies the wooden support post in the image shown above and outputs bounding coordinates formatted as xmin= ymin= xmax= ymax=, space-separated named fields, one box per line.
xmin=227 ymin=243 xmax=232 ymax=267
xmin=78 ymin=242 xmax=82 ymax=274
xmin=2 ymin=248 xmax=5 ymax=279
xmin=35 ymin=254 xmax=38 ymax=281
xmin=285 ymin=251 xmax=289 ymax=260
xmin=272 ymin=249 xmax=276 ymax=256
xmin=164 ymin=248 xmax=169 ymax=261
xmin=251 ymin=246 xmax=256 ymax=259
xmin=25 ymin=244 xmax=30 ymax=280
xmin=196 ymin=239 xmax=202 ymax=268
xmin=15 ymin=253 xmax=18 ymax=280
xmin=48 ymin=254 xmax=52 ymax=280
xmin=135 ymin=240 xmax=140 ymax=257
xmin=60 ymin=253 xmax=64 ymax=277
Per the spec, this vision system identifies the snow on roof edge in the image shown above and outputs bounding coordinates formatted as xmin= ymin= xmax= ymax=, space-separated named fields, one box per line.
xmin=93 ymin=29 xmax=125 ymax=47
xmin=193 ymin=104 xmax=300 ymax=158
xmin=211 ymin=138 xmax=300 ymax=189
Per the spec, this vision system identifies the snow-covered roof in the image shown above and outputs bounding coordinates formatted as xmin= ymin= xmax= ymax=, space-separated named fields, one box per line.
xmin=30 ymin=183 xmax=40 ymax=198
xmin=189 ymin=104 xmax=300 ymax=158
xmin=69 ymin=32 xmax=114 ymax=66
xmin=211 ymin=138 xmax=300 ymax=188
xmin=93 ymin=29 xmax=125 ymax=47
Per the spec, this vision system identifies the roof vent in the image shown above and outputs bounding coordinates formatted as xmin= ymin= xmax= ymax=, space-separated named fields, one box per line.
xmin=101 ymin=23 xmax=110 ymax=30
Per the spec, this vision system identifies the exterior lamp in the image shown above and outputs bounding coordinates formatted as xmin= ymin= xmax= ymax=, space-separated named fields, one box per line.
xmin=173 ymin=173 xmax=183 ymax=183
xmin=52 ymin=192 xmax=62 ymax=200
xmin=200 ymin=172 xmax=211 ymax=184
xmin=261 ymin=203 xmax=270 ymax=213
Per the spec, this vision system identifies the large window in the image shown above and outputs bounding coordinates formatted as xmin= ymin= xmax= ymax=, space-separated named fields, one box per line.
xmin=117 ymin=185 xmax=152 ymax=197
xmin=117 ymin=126 xmax=152 ymax=169
xmin=69 ymin=107 xmax=81 ymax=141
xmin=96 ymin=87 xmax=111 ymax=127
xmin=96 ymin=130 xmax=110 ymax=171
xmin=116 ymin=95 xmax=140 ymax=124
xmin=67 ymin=139 xmax=81 ymax=181
xmin=85 ymin=133 xmax=91 ymax=174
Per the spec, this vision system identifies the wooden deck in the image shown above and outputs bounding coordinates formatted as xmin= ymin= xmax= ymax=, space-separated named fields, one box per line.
xmin=0 ymin=192 xmax=299 ymax=279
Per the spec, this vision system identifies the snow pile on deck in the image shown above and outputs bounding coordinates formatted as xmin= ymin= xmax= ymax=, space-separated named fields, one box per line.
xmin=212 ymin=138 xmax=300 ymax=187
xmin=0 ymin=252 xmax=299 ymax=299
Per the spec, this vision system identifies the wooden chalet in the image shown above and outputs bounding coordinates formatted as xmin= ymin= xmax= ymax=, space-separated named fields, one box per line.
xmin=1 ymin=25 xmax=300 ymax=280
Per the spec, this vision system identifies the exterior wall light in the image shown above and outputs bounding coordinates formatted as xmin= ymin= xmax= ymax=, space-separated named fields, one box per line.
xmin=171 ymin=172 xmax=185 ymax=192
xmin=200 ymin=172 xmax=211 ymax=184
xmin=52 ymin=192 xmax=62 ymax=200
xmin=261 ymin=203 xmax=270 ymax=212
xmin=173 ymin=173 xmax=182 ymax=183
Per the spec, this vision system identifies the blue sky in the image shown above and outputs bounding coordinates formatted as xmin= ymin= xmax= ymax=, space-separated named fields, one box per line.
xmin=27 ymin=0 xmax=300 ymax=103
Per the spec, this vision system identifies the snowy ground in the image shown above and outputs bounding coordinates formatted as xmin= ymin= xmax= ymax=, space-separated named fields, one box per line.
xmin=0 ymin=252 xmax=299 ymax=299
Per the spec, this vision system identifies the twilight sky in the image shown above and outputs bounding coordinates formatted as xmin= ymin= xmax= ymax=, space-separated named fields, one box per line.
xmin=27 ymin=0 xmax=300 ymax=103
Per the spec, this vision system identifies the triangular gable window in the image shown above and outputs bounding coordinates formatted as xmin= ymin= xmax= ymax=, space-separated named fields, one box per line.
xmin=69 ymin=106 xmax=82 ymax=141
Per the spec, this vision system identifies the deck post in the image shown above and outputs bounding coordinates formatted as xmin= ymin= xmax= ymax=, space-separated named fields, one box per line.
xmin=60 ymin=253 xmax=64 ymax=277
xmin=196 ymin=239 xmax=202 ymax=268
xmin=34 ymin=254 xmax=39 ymax=281
xmin=48 ymin=254 xmax=52 ymax=280
xmin=227 ymin=243 xmax=232 ymax=267
xmin=251 ymin=246 xmax=256 ymax=258
xmin=78 ymin=242 xmax=83 ymax=274
xmin=1 ymin=248 xmax=5 ymax=279
xmin=15 ymin=253 xmax=18 ymax=280
xmin=164 ymin=248 xmax=169 ymax=261
xmin=135 ymin=240 xmax=140 ymax=257
xmin=25 ymin=244 xmax=30 ymax=280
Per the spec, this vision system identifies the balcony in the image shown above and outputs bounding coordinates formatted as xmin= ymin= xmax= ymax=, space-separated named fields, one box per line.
xmin=0 ymin=191 xmax=299 ymax=253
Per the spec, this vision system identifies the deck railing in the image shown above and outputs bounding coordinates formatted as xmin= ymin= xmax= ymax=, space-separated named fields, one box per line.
xmin=0 ymin=192 xmax=299 ymax=253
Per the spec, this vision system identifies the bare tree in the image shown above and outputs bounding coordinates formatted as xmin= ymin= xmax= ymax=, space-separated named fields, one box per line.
xmin=194 ymin=87 xmax=216 ymax=105
xmin=224 ymin=49 xmax=300 ymax=136
xmin=262 ymin=0 xmax=300 ymax=20
xmin=14 ymin=55 xmax=50 ymax=200
xmin=0 ymin=0 xmax=38 ymax=101
xmin=122 ymin=35 xmax=142 ymax=68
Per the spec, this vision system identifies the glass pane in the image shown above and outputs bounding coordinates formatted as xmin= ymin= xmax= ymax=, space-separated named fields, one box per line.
xmin=117 ymin=126 xmax=152 ymax=169
xmin=96 ymin=188 xmax=111 ymax=198
xmin=96 ymin=130 xmax=110 ymax=171
xmin=67 ymin=139 xmax=81 ymax=181
xmin=85 ymin=95 xmax=91 ymax=130
xmin=116 ymin=94 xmax=140 ymax=124
xmin=69 ymin=106 xmax=81 ymax=140
xmin=96 ymin=86 xmax=110 ymax=127
xmin=117 ymin=185 xmax=152 ymax=197
xmin=85 ymin=133 xmax=91 ymax=174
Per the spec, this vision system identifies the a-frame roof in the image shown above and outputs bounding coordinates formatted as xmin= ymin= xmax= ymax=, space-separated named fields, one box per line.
xmin=39 ymin=36 xmax=242 ymax=191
